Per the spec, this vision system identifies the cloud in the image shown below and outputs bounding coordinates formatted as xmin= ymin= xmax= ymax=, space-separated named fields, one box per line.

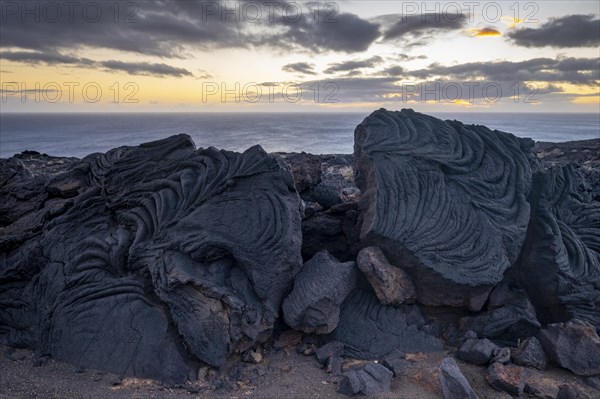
xmin=0 ymin=1 xmax=381 ymax=58
xmin=409 ymin=57 xmax=600 ymax=86
xmin=377 ymin=13 xmax=467 ymax=40
xmin=470 ymin=27 xmax=502 ymax=37
xmin=507 ymin=15 xmax=600 ymax=48
xmin=99 ymin=60 xmax=192 ymax=77
xmin=1 ymin=50 xmax=193 ymax=77
xmin=282 ymin=62 xmax=316 ymax=75
xmin=272 ymin=11 xmax=381 ymax=53
xmin=396 ymin=54 xmax=428 ymax=61
xmin=324 ymin=56 xmax=383 ymax=74
xmin=381 ymin=66 xmax=405 ymax=76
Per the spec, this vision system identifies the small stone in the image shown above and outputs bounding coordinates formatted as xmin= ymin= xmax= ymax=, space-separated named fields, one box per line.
xmin=557 ymin=384 xmax=578 ymax=399
xmin=273 ymin=329 xmax=303 ymax=349
xmin=243 ymin=350 xmax=262 ymax=364
xmin=512 ymin=336 xmax=548 ymax=370
xmin=538 ymin=319 xmax=600 ymax=376
xmin=316 ymin=341 xmax=344 ymax=364
xmin=338 ymin=363 xmax=392 ymax=396
xmin=326 ymin=356 xmax=343 ymax=375
xmin=439 ymin=357 xmax=479 ymax=399
xmin=485 ymin=362 xmax=526 ymax=396
xmin=381 ymin=349 xmax=408 ymax=377
xmin=457 ymin=338 xmax=499 ymax=365
xmin=302 ymin=346 xmax=316 ymax=356
xmin=70 ymin=366 xmax=85 ymax=374
xmin=491 ymin=347 xmax=511 ymax=364
xmin=585 ymin=376 xmax=600 ymax=391
xmin=228 ymin=365 xmax=243 ymax=381
xmin=197 ymin=367 xmax=209 ymax=380
xmin=257 ymin=368 xmax=267 ymax=377
xmin=296 ymin=343 xmax=308 ymax=354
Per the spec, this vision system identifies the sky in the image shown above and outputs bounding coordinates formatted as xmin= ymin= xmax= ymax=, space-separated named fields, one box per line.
xmin=0 ymin=0 xmax=599 ymax=112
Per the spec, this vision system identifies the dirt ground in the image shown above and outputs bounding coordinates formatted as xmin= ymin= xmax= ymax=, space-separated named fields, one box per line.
xmin=2 ymin=344 xmax=598 ymax=399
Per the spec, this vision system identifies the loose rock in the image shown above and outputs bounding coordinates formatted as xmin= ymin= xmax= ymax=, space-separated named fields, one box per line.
xmin=356 ymin=246 xmax=417 ymax=306
xmin=485 ymin=362 xmax=526 ymax=396
xmin=457 ymin=339 xmax=499 ymax=365
xmin=512 ymin=337 xmax=548 ymax=370
xmin=538 ymin=319 xmax=600 ymax=376
xmin=316 ymin=341 xmax=345 ymax=365
xmin=439 ymin=357 xmax=480 ymax=399
xmin=338 ymin=363 xmax=393 ymax=396
xmin=282 ymin=251 xmax=357 ymax=334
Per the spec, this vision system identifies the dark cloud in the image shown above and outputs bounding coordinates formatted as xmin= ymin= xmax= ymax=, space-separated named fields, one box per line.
xmin=1 ymin=50 xmax=193 ymax=77
xmin=381 ymin=66 xmax=405 ymax=76
xmin=99 ymin=60 xmax=192 ymax=77
xmin=507 ymin=15 xmax=600 ymax=48
xmin=397 ymin=54 xmax=427 ymax=61
xmin=410 ymin=57 xmax=600 ymax=86
xmin=272 ymin=12 xmax=380 ymax=53
xmin=0 ymin=0 xmax=381 ymax=58
xmin=282 ymin=62 xmax=316 ymax=75
xmin=324 ymin=56 xmax=383 ymax=74
xmin=377 ymin=13 xmax=467 ymax=40
xmin=1 ymin=50 xmax=93 ymax=65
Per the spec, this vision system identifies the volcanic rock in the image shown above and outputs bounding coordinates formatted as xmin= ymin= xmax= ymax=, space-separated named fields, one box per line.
xmin=331 ymin=290 xmax=443 ymax=359
xmin=538 ymin=319 xmax=600 ymax=376
xmin=338 ymin=363 xmax=392 ymax=396
xmin=282 ymin=251 xmax=357 ymax=334
xmin=485 ymin=362 xmax=526 ymax=396
xmin=0 ymin=135 xmax=303 ymax=383
xmin=512 ymin=337 xmax=548 ymax=370
xmin=356 ymin=246 xmax=417 ymax=306
xmin=354 ymin=109 xmax=534 ymax=310
xmin=439 ymin=357 xmax=479 ymax=399
xmin=457 ymin=338 xmax=500 ymax=365
xmin=515 ymin=166 xmax=600 ymax=329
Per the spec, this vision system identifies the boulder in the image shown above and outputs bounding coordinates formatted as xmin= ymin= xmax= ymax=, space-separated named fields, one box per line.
xmin=316 ymin=341 xmax=345 ymax=365
xmin=274 ymin=152 xmax=322 ymax=194
xmin=514 ymin=166 xmax=600 ymax=329
xmin=457 ymin=339 xmax=499 ymax=365
xmin=338 ymin=363 xmax=393 ymax=396
xmin=331 ymin=290 xmax=443 ymax=359
xmin=512 ymin=337 xmax=548 ymax=370
xmin=282 ymin=251 xmax=357 ymax=334
xmin=354 ymin=109 xmax=534 ymax=310
xmin=439 ymin=357 xmax=479 ymax=399
xmin=538 ymin=319 xmax=600 ymax=376
xmin=485 ymin=363 xmax=526 ymax=396
xmin=356 ymin=246 xmax=417 ymax=306
xmin=381 ymin=349 xmax=408 ymax=377
xmin=0 ymin=135 xmax=303 ymax=383
xmin=460 ymin=287 xmax=540 ymax=345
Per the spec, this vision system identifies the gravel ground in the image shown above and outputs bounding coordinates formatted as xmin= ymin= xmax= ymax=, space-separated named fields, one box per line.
xmin=2 ymin=345 xmax=598 ymax=399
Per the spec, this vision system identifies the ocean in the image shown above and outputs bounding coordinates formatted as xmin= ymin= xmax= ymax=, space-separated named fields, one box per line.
xmin=0 ymin=112 xmax=598 ymax=159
